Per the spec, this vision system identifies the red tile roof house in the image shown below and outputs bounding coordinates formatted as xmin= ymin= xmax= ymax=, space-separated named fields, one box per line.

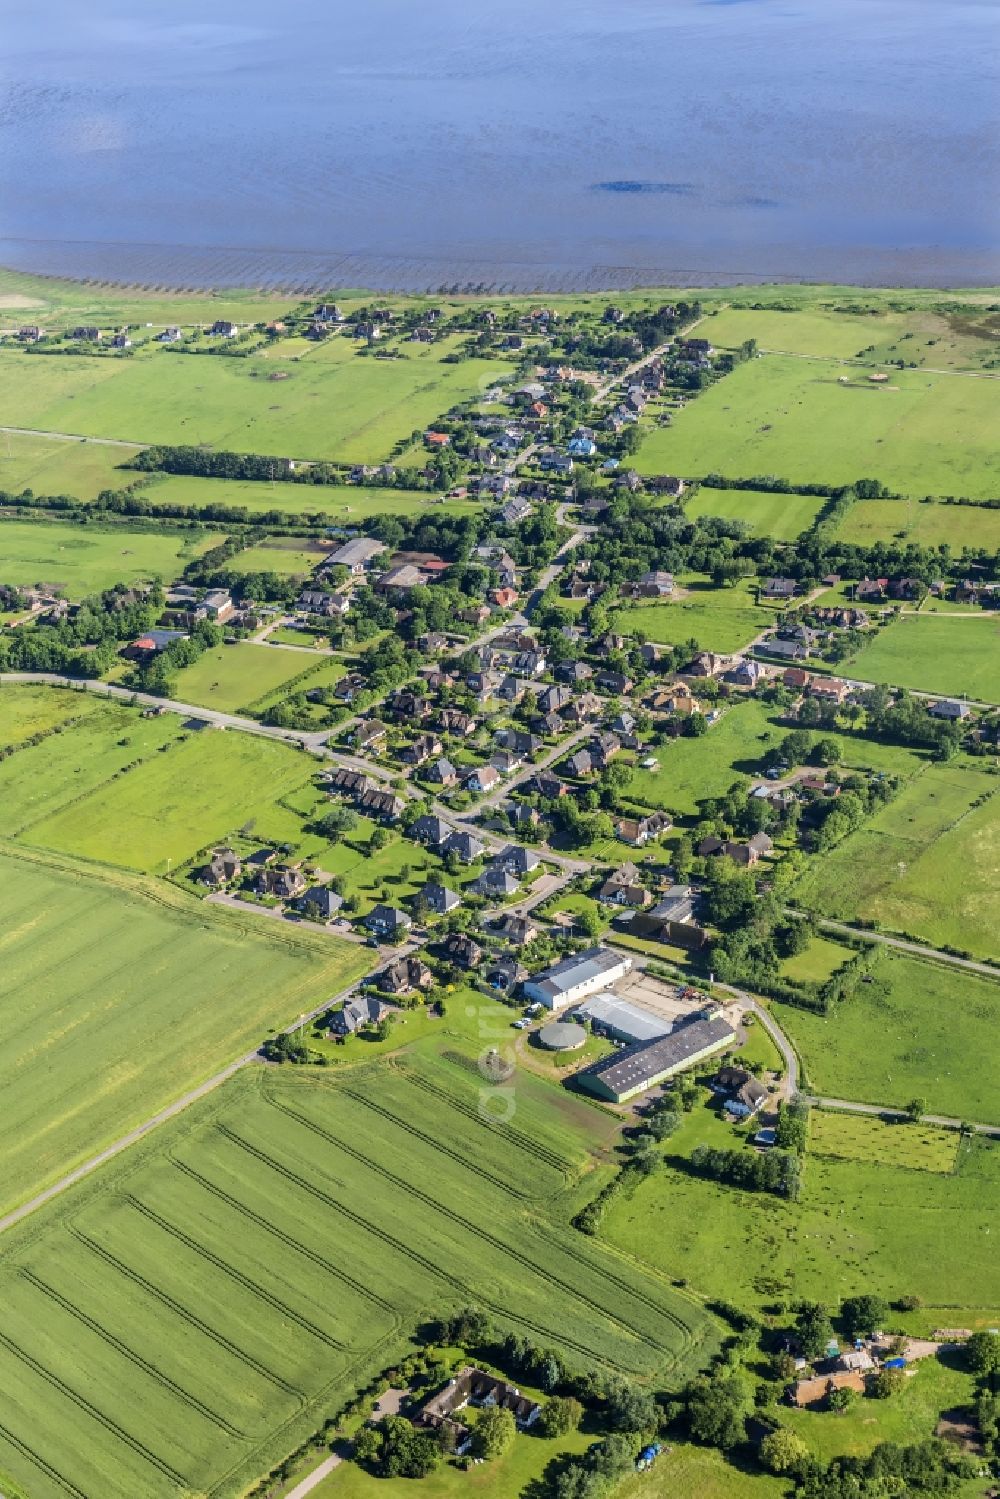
xmin=425 ymin=431 xmax=451 ymax=447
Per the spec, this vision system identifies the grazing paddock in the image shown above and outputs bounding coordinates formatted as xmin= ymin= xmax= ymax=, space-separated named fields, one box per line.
xmin=0 ymin=1056 xmax=717 ymax=1499
xmin=634 ymin=355 xmax=1000 ymax=498
xmin=0 ymin=339 xmax=510 ymax=463
xmin=841 ymin=614 xmax=1000 ymax=701
xmin=0 ymin=683 xmax=101 ymax=747
xmin=779 ymin=936 xmax=851 ymax=985
xmin=225 ymin=542 xmax=327 ymax=576
xmin=603 ymin=1106 xmax=1000 ymax=1313
xmin=835 ymin=497 xmax=1000 ymax=550
xmin=685 ymin=484 xmax=825 ymax=540
xmin=774 ymin=951 xmax=1000 ymax=1126
xmin=24 ymin=722 xmax=316 ymax=872
xmin=131 ymin=474 xmax=480 ymax=519
xmin=0 ymin=518 xmax=213 ymax=597
xmin=809 ymin=1111 xmax=960 ymax=1175
xmin=169 ymin=642 xmax=320 ymax=714
xmin=0 ymin=429 xmax=135 ymax=499
xmin=0 ymin=845 xmax=363 ymax=1216
xmin=702 ymin=306 xmax=914 ymax=360
xmin=792 ymin=763 xmax=1000 ymax=959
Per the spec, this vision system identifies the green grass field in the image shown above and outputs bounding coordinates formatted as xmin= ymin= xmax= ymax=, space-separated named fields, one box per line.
xmin=0 ymin=1049 xmax=718 ymax=1499
xmin=0 ymin=844 xmax=364 ymax=1217
xmin=685 ymin=485 xmax=825 ymax=540
xmin=792 ymin=763 xmax=1000 ymax=958
xmin=702 ymin=306 xmax=914 ymax=360
xmin=841 ymin=614 xmax=1000 ymax=700
xmin=170 ymin=642 xmax=319 ymax=714
xmin=615 ymin=578 xmax=777 ymax=654
xmin=134 ymin=473 xmax=481 ymax=518
xmin=835 ymin=496 xmax=1000 ymax=550
xmin=23 ymin=719 xmax=316 ymax=871
xmin=0 ymin=517 xmax=213 ymax=596
xmin=226 ymin=542 xmax=327 ymax=576
xmin=779 ymin=937 xmax=851 ymax=985
xmin=0 ymin=338 xmax=509 ymax=464
xmin=0 ymin=683 xmax=100 ymax=745
xmin=0 ymin=430 xmax=136 ymax=498
xmin=774 ymin=951 xmax=1000 ymax=1124
xmin=809 ymin=1111 xmax=960 ymax=1174
xmin=635 ymin=355 xmax=1000 ymax=498
xmin=626 ymin=700 xmax=923 ymax=818
xmin=602 ymin=1104 xmax=1000 ymax=1314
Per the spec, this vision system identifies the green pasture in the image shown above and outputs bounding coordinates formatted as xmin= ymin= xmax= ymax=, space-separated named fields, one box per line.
xmin=132 ymin=474 xmax=480 ymax=519
xmin=809 ymin=1110 xmax=960 ymax=1175
xmin=835 ymin=496 xmax=1000 ymax=550
xmin=0 ymin=338 xmax=510 ymax=464
xmin=602 ymin=1104 xmax=1000 ymax=1314
xmin=0 ymin=682 xmax=99 ymax=746
xmin=626 ymin=700 xmax=923 ymax=818
xmin=775 ymin=951 xmax=1000 ymax=1125
xmin=0 ymin=845 xmax=363 ymax=1217
xmin=25 ymin=722 xmax=316 ymax=872
xmin=779 ymin=937 xmax=850 ymax=985
xmin=170 ymin=642 xmax=318 ymax=713
xmin=634 ymin=355 xmax=1000 ymax=498
xmin=0 ymin=517 xmax=212 ymax=597
xmin=685 ymin=485 xmax=824 ymax=540
xmin=793 ymin=762 xmax=1000 ymax=957
xmin=702 ymin=306 xmax=914 ymax=360
xmin=0 ymin=1051 xmax=717 ymax=1499
xmin=615 ymin=578 xmax=776 ymax=655
xmin=841 ymin=613 xmax=1000 ymax=700
xmin=0 ymin=430 xmax=136 ymax=499
xmin=226 ymin=542 xmax=327 ymax=576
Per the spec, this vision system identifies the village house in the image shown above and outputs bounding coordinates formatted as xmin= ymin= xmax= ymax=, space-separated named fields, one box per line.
xmin=417 ymin=1368 xmax=541 ymax=1450
xmin=365 ymin=904 xmax=412 ymax=940
xmin=410 ymin=814 xmax=453 ymax=849
xmin=444 ymin=830 xmax=485 ymax=863
xmin=292 ymin=886 xmax=344 ymax=923
xmin=714 ymin=1065 xmax=770 ymax=1118
xmin=402 ymin=733 xmax=443 ymax=768
xmin=684 ymin=651 xmax=725 ymax=678
xmin=419 ymin=882 xmax=461 ymax=915
xmin=256 ymin=863 xmax=307 ymax=900
xmin=598 ymin=863 xmax=652 ymax=908
xmin=791 ymin=1371 xmax=867 ymax=1409
xmin=614 ymin=811 xmax=672 ymax=847
xmin=353 ymin=720 xmax=388 ymax=752
xmin=427 ymin=757 xmax=458 ymax=786
xmin=330 ymin=994 xmax=393 ymax=1037
xmin=201 ymin=847 xmax=241 ymax=887
xmin=810 ymin=677 xmax=852 ymax=704
xmin=378 ymin=955 xmax=433 ymax=996
xmin=441 ymin=932 xmax=484 ymax=969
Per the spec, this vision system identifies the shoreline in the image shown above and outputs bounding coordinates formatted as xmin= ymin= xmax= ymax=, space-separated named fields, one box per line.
xmin=2 ymin=237 xmax=999 ymax=299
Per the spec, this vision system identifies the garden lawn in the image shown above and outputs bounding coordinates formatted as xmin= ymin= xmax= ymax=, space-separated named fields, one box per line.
xmin=634 ymin=356 xmax=1000 ymax=498
xmin=602 ymin=1105 xmax=1000 ymax=1314
xmin=685 ymin=486 xmax=824 ymax=540
xmin=773 ymin=951 xmax=1000 ymax=1125
xmin=24 ymin=725 xmax=316 ymax=872
xmin=0 ymin=518 xmax=213 ymax=597
xmin=841 ymin=614 xmax=1000 ymax=701
xmin=0 ymin=430 xmax=136 ymax=499
xmin=0 ymin=1053 xmax=717 ymax=1499
xmin=792 ymin=762 xmax=1000 ymax=958
xmin=0 ymin=844 xmax=363 ymax=1216
xmin=615 ymin=578 xmax=777 ymax=654
xmin=0 ymin=340 xmax=510 ymax=463
xmin=170 ymin=642 xmax=318 ymax=713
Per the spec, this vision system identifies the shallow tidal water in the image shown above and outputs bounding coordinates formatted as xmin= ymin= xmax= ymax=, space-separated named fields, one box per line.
xmin=0 ymin=0 xmax=998 ymax=290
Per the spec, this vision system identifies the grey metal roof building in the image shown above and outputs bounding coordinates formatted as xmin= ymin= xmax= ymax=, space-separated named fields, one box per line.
xmin=522 ymin=946 xmax=632 ymax=1011
xmin=573 ymin=993 xmax=672 ymax=1045
xmin=577 ymin=1015 xmax=736 ymax=1104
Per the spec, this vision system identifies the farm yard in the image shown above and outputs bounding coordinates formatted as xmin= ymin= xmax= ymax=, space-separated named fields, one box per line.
xmin=0 ymin=336 xmax=510 ymax=463
xmin=0 ymin=1054 xmax=718 ymax=1499
xmin=792 ymin=762 xmax=1000 ymax=958
xmin=0 ymin=517 xmax=213 ymax=597
xmin=774 ymin=951 xmax=1000 ymax=1125
xmin=0 ymin=845 xmax=362 ymax=1217
xmin=634 ymin=354 xmax=1000 ymax=498
xmin=840 ymin=613 xmax=1000 ymax=701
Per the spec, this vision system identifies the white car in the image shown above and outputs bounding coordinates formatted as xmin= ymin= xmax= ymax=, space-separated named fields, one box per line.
xmin=513 ymin=1019 xmax=531 ymax=1030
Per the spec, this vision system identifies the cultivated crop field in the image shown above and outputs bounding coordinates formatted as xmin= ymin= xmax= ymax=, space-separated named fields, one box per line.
xmin=774 ymin=951 xmax=1000 ymax=1125
xmin=0 ymin=517 xmax=213 ymax=597
xmin=841 ymin=613 xmax=1000 ymax=701
xmin=0 ymin=845 xmax=363 ymax=1217
xmin=0 ymin=1054 xmax=717 ymax=1499
xmin=684 ymin=485 xmax=825 ymax=540
xmin=792 ymin=763 xmax=1000 ymax=957
xmin=635 ymin=355 xmax=1000 ymax=498
xmin=23 ymin=720 xmax=317 ymax=871
xmin=0 ymin=338 xmax=510 ymax=463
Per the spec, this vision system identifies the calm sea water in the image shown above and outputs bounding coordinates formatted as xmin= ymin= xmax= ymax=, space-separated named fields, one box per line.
xmin=0 ymin=0 xmax=998 ymax=291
